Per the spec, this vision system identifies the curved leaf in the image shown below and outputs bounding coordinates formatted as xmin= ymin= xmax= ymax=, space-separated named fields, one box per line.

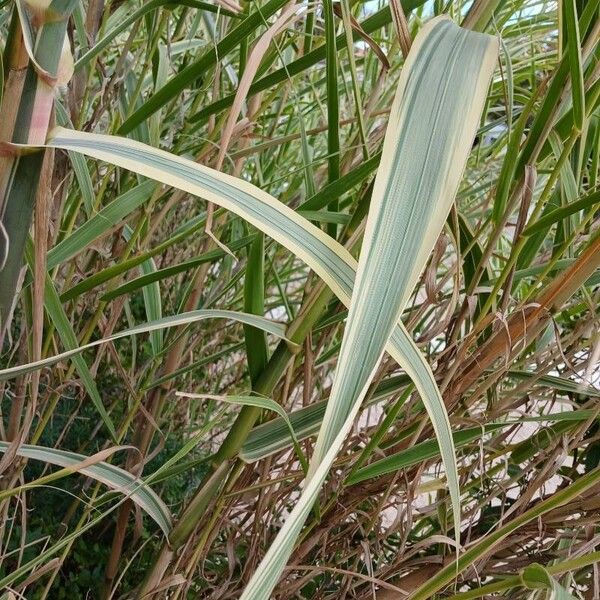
xmin=0 ymin=442 xmax=171 ymax=536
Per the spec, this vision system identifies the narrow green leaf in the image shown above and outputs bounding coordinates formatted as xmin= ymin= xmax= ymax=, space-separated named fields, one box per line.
xmin=523 ymin=189 xmax=600 ymax=236
xmin=492 ymin=76 xmax=540 ymax=222
xmin=347 ymin=386 xmax=414 ymax=478
xmin=25 ymin=245 xmax=117 ymax=440
xmin=100 ymin=234 xmax=256 ymax=302
xmin=297 ymin=210 xmax=350 ymax=225
xmin=244 ymin=233 xmax=269 ymax=384
xmin=298 ymin=152 xmax=381 ymax=212
xmin=348 ymin=424 xmax=505 ymax=485
xmin=348 ymin=411 xmax=596 ymax=485
xmin=563 ymin=0 xmax=585 ymax=130
xmin=46 ymin=180 xmax=157 ymax=270
xmin=144 ymin=342 xmax=245 ymax=391
xmin=324 ymin=0 xmax=340 ymax=238
xmin=122 ymin=225 xmax=163 ymax=355
xmin=508 ymin=370 xmax=600 ymax=397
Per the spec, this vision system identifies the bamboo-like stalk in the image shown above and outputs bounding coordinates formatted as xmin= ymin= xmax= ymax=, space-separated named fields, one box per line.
xmin=323 ymin=0 xmax=340 ymax=238
xmin=0 ymin=0 xmax=77 ymax=343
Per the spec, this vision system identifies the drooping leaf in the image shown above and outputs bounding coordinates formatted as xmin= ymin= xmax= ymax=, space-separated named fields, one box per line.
xmin=41 ymin=127 xmax=456 ymax=538
xmin=521 ymin=563 xmax=578 ymax=599
xmin=0 ymin=441 xmax=172 ymax=536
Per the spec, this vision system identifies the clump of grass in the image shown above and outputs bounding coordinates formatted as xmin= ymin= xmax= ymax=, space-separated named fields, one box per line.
xmin=0 ymin=0 xmax=599 ymax=598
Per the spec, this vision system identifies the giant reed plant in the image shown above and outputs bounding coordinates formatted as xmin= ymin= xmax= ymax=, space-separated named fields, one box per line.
xmin=0 ymin=0 xmax=599 ymax=598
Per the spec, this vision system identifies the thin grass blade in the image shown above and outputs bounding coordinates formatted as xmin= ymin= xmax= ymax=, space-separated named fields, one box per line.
xmin=0 ymin=309 xmax=289 ymax=380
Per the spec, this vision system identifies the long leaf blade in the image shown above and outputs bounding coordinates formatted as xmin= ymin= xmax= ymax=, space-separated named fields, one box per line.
xmin=0 ymin=309 xmax=289 ymax=380
xmin=239 ymin=18 xmax=497 ymax=598
xmin=42 ymin=130 xmax=452 ymax=502
xmin=0 ymin=441 xmax=171 ymax=535
xmin=43 ymin=127 xmax=457 ymax=535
